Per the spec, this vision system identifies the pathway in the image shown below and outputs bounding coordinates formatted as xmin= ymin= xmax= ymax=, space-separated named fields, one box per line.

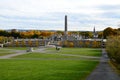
xmin=34 ymin=48 xmax=101 ymax=60
xmin=0 ymin=47 xmax=101 ymax=60
xmin=0 ymin=48 xmax=46 ymax=59
xmin=0 ymin=50 xmax=27 ymax=59
xmin=86 ymin=49 xmax=120 ymax=80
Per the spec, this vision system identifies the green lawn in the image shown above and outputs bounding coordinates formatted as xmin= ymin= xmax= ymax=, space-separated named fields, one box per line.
xmin=47 ymin=48 xmax=102 ymax=57
xmin=13 ymin=48 xmax=101 ymax=59
xmin=0 ymin=49 xmax=14 ymax=56
xmin=0 ymin=48 xmax=101 ymax=80
xmin=13 ymin=52 xmax=80 ymax=59
xmin=5 ymin=47 xmax=37 ymax=50
xmin=0 ymin=59 xmax=98 ymax=80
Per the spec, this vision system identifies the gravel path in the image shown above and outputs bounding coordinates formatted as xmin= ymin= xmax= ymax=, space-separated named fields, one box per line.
xmin=86 ymin=49 xmax=120 ymax=80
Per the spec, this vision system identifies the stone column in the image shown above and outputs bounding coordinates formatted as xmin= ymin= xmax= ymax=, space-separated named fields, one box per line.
xmin=65 ymin=15 xmax=68 ymax=35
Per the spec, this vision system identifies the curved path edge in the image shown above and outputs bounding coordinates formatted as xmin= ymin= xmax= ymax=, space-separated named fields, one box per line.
xmin=86 ymin=48 xmax=120 ymax=80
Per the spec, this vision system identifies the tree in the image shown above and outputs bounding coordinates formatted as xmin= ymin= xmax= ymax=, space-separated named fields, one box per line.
xmin=35 ymin=40 xmax=39 ymax=47
xmin=79 ymin=41 xmax=83 ymax=47
xmin=0 ymin=30 xmax=10 ymax=37
xmin=103 ymin=27 xmax=115 ymax=38
xmin=28 ymin=40 xmax=32 ymax=47
xmin=41 ymin=31 xmax=54 ymax=38
xmin=56 ymin=31 xmax=64 ymax=35
xmin=10 ymin=29 xmax=20 ymax=38
xmin=106 ymin=36 xmax=120 ymax=64
xmin=85 ymin=40 xmax=90 ymax=47
xmin=21 ymin=39 xmax=25 ymax=47
xmin=0 ymin=36 xmax=5 ymax=44
xmin=98 ymin=31 xmax=103 ymax=38
xmin=15 ymin=41 xmax=19 ymax=47
xmin=85 ymin=32 xmax=93 ymax=38
xmin=80 ymin=32 xmax=92 ymax=39
xmin=92 ymin=40 xmax=97 ymax=48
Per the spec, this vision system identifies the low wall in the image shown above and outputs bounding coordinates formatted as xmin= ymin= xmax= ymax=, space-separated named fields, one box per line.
xmin=4 ymin=39 xmax=105 ymax=48
xmin=59 ymin=40 xmax=104 ymax=48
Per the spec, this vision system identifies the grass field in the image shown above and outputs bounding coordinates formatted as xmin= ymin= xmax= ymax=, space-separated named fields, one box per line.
xmin=0 ymin=49 xmax=14 ymax=56
xmin=5 ymin=47 xmax=37 ymax=50
xmin=13 ymin=48 xmax=101 ymax=59
xmin=5 ymin=47 xmax=28 ymax=50
xmin=0 ymin=59 xmax=98 ymax=80
xmin=13 ymin=52 xmax=80 ymax=59
xmin=0 ymin=48 xmax=101 ymax=80
xmin=47 ymin=48 xmax=102 ymax=57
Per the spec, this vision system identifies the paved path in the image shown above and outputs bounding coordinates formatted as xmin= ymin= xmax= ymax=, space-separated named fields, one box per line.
xmin=60 ymin=54 xmax=100 ymax=59
xmin=86 ymin=49 xmax=120 ymax=80
xmin=0 ymin=50 xmax=27 ymax=59
xmin=0 ymin=48 xmax=46 ymax=59
xmin=34 ymin=48 xmax=46 ymax=53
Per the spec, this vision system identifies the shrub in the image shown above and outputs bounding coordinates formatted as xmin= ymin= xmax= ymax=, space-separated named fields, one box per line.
xmin=15 ymin=41 xmax=19 ymax=47
xmin=79 ymin=41 xmax=83 ymax=47
xmin=106 ymin=36 xmax=120 ymax=63
xmin=92 ymin=40 xmax=97 ymax=48
xmin=68 ymin=42 xmax=74 ymax=47
xmin=85 ymin=40 xmax=90 ymax=47
xmin=62 ymin=40 xmax=68 ymax=47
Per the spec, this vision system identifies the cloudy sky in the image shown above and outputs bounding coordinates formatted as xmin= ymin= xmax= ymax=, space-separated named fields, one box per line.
xmin=0 ymin=0 xmax=120 ymax=31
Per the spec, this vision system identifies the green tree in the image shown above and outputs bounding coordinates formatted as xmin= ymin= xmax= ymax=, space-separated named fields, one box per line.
xmin=98 ymin=31 xmax=103 ymax=38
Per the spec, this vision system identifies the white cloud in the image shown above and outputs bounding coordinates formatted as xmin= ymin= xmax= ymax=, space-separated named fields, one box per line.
xmin=0 ymin=0 xmax=120 ymax=30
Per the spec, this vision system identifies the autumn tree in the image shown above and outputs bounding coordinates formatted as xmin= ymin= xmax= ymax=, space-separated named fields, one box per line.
xmin=41 ymin=31 xmax=54 ymax=38
xmin=103 ymin=27 xmax=116 ymax=38
xmin=32 ymin=31 xmax=41 ymax=38
xmin=0 ymin=36 xmax=5 ymax=43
